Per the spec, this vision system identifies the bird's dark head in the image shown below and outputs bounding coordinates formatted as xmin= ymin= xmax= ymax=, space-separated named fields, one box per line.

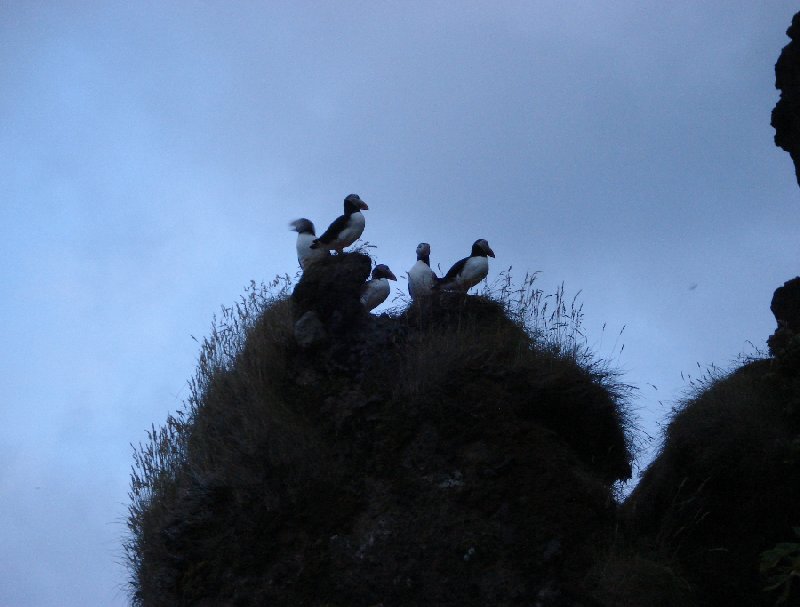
xmin=289 ymin=218 xmax=315 ymax=235
xmin=344 ymin=193 xmax=369 ymax=212
xmin=472 ymin=239 xmax=495 ymax=258
xmin=373 ymin=264 xmax=397 ymax=281
xmin=416 ymin=242 xmax=431 ymax=259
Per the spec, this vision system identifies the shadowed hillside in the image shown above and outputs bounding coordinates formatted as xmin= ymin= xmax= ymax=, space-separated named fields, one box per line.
xmin=125 ymin=254 xmax=637 ymax=606
xmin=622 ymin=277 xmax=800 ymax=607
xmin=624 ymin=358 xmax=800 ymax=607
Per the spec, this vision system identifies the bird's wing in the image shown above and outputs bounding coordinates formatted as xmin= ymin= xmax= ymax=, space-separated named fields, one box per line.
xmin=360 ymin=280 xmax=373 ymax=304
xmin=317 ymin=214 xmax=349 ymax=243
xmin=443 ymin=256 xmax=469 ymax=281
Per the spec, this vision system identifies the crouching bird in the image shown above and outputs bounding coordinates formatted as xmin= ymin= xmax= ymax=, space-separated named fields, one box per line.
xmin=289 ymin=218 xmax=329 ymax=269
xmin=408 ymin=242 xmax=438 ymax=300
xmin=361 ymin=264 xmax=397 ymax=311
xmin=437 ymin=239 xmax=495 ymax=293
xmin=311 ymin=193 xmax=369 ymax=254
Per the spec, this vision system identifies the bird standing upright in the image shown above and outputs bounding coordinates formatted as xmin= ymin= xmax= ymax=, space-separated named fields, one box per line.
xmin=361 ymin=264 xmax=397 ymax=312
xmin=408 ymin=242 xmax=438 ymax=300
xmin=289 ymin=218 xmax=329 ymax=269
xmin=311 ymin=194 xmax=369 ymax=254
xmin=437 ymin=239 xmax=495 ymax=293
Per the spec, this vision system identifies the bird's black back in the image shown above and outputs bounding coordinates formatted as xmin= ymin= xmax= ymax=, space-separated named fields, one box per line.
xmin=316 ymin=213 xmax=350 ymax=244
xmin=443 ymin=256 xmax=469 ymax=280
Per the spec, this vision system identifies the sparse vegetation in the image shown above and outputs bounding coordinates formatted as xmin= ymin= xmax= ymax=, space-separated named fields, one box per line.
xmin=125 ymin=276 xmax=298 ymax=605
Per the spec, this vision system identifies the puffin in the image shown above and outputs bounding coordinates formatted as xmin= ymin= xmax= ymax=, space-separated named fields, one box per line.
xmin=311 ymin=193 xmax=369 ymax=254
xmin=361 ymin=264 xmax=397 ymax=311
xmin=289 ymin=218 xmax=329 ymax=269
xmin=437 ymin=239 xmax=495 ymax=293
xmin=407 ymin=242 xmax=439 ymax=300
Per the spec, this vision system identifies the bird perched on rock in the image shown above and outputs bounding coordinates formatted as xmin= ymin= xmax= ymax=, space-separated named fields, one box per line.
xmin=408 ymin=242 xmax=438 ymax=300
xmin=311 ymin=193 xmax=369 ymax=254
xmin=437 ymin=239 xmax=495 ymax=293
xmin=289 ymin=218 xmax=329 ymax=269
xmin=361 ymin=264 xmax=397 ymax=312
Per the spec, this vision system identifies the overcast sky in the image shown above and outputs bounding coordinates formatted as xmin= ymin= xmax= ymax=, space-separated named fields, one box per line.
xmin=2 ymin=2 xmax=798 ymax=605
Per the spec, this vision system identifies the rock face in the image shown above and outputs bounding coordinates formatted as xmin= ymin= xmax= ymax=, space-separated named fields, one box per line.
xmin=293 ymin=310 xmax=327 ymax=348
xmin=768 ymin=277 xmax=800 ymax=367
xmin=771 ymin=11 xmax=800 ymax=188
xmin=127 ymin=255 xmax=634 ymax=606
xmin=291 ymin=252 xmax=372 ymax=336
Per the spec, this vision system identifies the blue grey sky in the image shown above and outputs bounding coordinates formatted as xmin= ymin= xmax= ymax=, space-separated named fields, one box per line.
xmin=1 ymin=3 xmax=798 ymax=604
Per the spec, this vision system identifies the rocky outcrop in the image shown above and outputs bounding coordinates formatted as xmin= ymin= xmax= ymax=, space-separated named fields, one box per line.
xmin=290 ymin=252 xmax=372 ymax=336
xmin=127 ymin=254 xmax=635 ymax=606
xmin=293 ymin=310 xmax=327 ymax=348
xmin=768 ymin=277 xmax=800 ymax=372
xmin=771 ymin=12 xmax=800 ymax=188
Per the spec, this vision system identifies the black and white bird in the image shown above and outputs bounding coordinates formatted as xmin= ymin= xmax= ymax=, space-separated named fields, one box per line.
xmin=361 ymin=264 xmax=397 ymax=312
xmin=289 ymin=218 xmax=329 ymax=269
xmin=407 ymin=242 xmax=438 ymax=300
xmin=437 ymin=239 xmax=495 ymax=292
xmin=311 ymin=193 xmax=369 ymax=254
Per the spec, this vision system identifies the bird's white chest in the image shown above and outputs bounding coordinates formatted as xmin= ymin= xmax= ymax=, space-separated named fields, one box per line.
xmin=458 ymin=256 xmax=489 ymax=288
xmin=334 ymin=212 xmax=365 ymax=247
xmin=361 ymin=277 xmax=390 ymax=311
xmin=408 ymin=261 xmax=435 ymax=298
xmin=296 ymin=233 xmax=327 ymax=269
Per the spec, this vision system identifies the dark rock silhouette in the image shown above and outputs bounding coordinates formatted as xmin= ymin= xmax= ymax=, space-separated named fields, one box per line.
xmin=770 ymin=276 xmax=800 ymax=325
xmin=772 ymin=11 xmax=800 ymax=188
xmin=768 ymin=277 xmax=800 ymax=369
xmin=291 ymin=252 xmax=372 ymax=335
